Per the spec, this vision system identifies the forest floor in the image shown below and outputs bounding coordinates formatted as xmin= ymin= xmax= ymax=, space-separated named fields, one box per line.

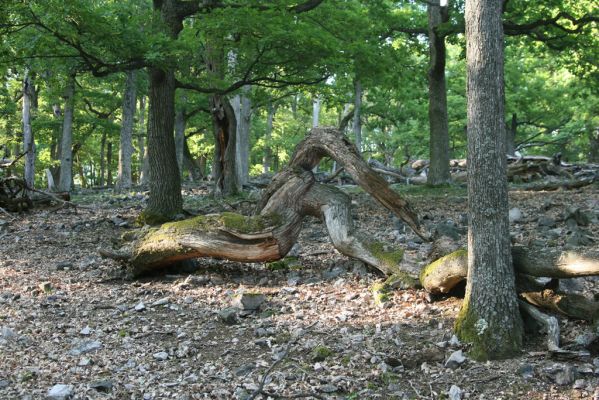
xmin=1 ymin=181 xmax=598 ymax=400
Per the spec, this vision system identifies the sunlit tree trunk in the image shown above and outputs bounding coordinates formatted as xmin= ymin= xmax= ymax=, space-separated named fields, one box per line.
xmin=117 ymin=70 xmax=137 ymax=191
xmin=58 ymin=73 xmax=76 ymax=192
xmin=233 ymin=86 xmax=251 ymax=186
xmin=455 ymin=0 xmax=523 ymax=360
xmin=427 ymin=1 xmax=451 ymax=186
xmin=100 ymin=130 xmax=106 ymax=187
xmin=106 ymin=141 xmax=113 ymax=187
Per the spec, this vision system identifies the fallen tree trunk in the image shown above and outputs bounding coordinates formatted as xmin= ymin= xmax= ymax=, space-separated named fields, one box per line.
xmin=108 ymin=127 xmax=426 ymax=278
xmin=420 ymin=247 xmax=599 ymax=320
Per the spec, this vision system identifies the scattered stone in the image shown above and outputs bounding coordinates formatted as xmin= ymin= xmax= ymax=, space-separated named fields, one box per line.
xmin=1 ymin=326 xmax=16 ymax=340
xmin=538 ymin=216 xmax=556 ymax=228
xmin=232 ymin=293 xmax=266 ymax=311
xmin=218 ymin=307 xmax=239 ymax=325
xmin=134 ymin=302 xmax=146 ymax=312
xmin=554 ymin=365 xmax=577 ymax=386
xmin=151 ymin=297 xmax=170 ymax=307
xmin=78 ymin=256 xmax=97 ymax=270
xmin=351 ymin=261 xmax=369 ymax=277
xmin=55 ymin=261 xmax=73 ymax=271
xmin=319 ymin=384 xmax=337 ymax=393
xmin=448 ymin=385 xmax=462 ymax=400
xmin=434 ymin=221 xmax=464 ymax=240
xmin=566 ymin=229 xmax=593 ymax=247
xmin=89 ymin=379 xmax=113 ymax=393
xmin=0 ymin=379 xmax=9 ymax=389
xmin=79 ymin=326 xmax=91 ymax=336
xmin=519 ymin=364 xmax=534 ymax=379
xmin=153 ymin=351 xmax=168 ymax=361
xmin=323 ymin=265 xmax=347 ymax=280
xmin=78 ymin=358 xmax=92 ymax=367
xmin=47 ymin=384 xmax=73 ymax=400
xmin=69 ymin=340 xmax=103 ymax=356
xmin=573 ymin=379 xmax=586 ymax=389
xmin=565 ymin=207 xmax=591 ymax=227
xmin=234 ymin=363 xmax=255 ymax=377
xmin=448 ymin=335 xmax=461 ymax=347
xmin=39 ymin=281 xmax=53 ymax=293
xmin=445 ymin=350 xmax=466 ymax=369
xmin=509 ymin=208 xmax=522 ymax=223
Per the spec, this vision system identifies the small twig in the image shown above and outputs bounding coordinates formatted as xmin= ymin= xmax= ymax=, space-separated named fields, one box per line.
xmin=409 ymin=380 xmax=426 ymax=399
xmin=248 ymin=322 xmax=318 ymax=400
xmin=0 ymin=151 xmax=27 ymax=169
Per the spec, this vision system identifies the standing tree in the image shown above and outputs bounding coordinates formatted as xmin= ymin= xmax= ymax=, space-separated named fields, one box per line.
xmin=455 ymin=0 xmax=523 ymax=360
xmin=116 ymin=70 xmax=137 ymax=191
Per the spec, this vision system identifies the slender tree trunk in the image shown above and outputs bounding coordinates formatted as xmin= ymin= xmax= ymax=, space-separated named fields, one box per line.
xmin=117 ymin=70 xmax=137 ymax=191
xmin=183 ymin=139 xmax=202 ymax=181
xmin=174 ymin=103 xmax=186 ymax=177
xmin=263 ymin=101 xmax=275 ymax=173
xmin=233 ymin=87 xmax=251 ymax=186
xmin=50 ymin=104 xmax=61 ymax=184
xmin=22 ymin=71 xmax=35 ymax=190
xmin=455 ymin=0 xmax=523 ymax=360
xmin=206 ymin=36 xmax=239 ymax=196
xmin=353 ymin=79 xmax=363 ymax=154
xmin=138 ymin=96 xmax=149 ymax=185
xmin=427 ymin=1 xmax=451 ymax=186
xmin=106 ymin=141 xmax=113 ymax=187
xmin=507 ymin=113 xmax=517 ymax=156
xmin=58 ymin=74 xmax=76 ymax=192
xmin=312 ymin=97 xmax=321 ymax=128
xmin=99 ymin=131 xmax=106 ymax=187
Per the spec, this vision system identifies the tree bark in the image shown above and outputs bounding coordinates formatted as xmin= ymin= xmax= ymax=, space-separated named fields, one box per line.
xmin=22 ymin=71 xmax=36 ymax=191
xmin=234 ymin=87 xmax=251 ymax=186
xmin=138 ymin=96 xmax=149 ymax=185
xmin=455 ymin=0 xmax=523 ymax=360
xmin=116 ymin=70 xmax=137 ymax=191
xmin=141 ymin=0 xmax=184 ymax=222
xmin=353 ymin=79 xmax=363 ymax=154
xmin=427 ymin=1 xmax=451 ymax=186
xmin=588 ymin=125 xmax=599 ymax=163
xmin=174 ymin=103 xmax=186 ymax=177
xmin=206 ymin=36 xmax=239 ymax=196
xmin=58 ymin=74 xmax=76 ymax=192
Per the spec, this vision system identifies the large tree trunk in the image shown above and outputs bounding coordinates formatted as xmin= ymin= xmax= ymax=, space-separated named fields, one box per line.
xmin=427 ymin=1 xmax=451 ymax=186
xmin=58 ymin=74 xmax=76 ymax=193
xmin=110 ymin=128 xmax=425 ymax=278
xmin=116 ymin=70 xmax=137 ymax=191
xmin=22 ymin=71 xmax=36 ymax=191
xmin=141 ymin=0 xmax=184 ymax=222
xmin=455 ymin=0 xmax=523 ymax=360
xmin=353 ymin=79 xmax=363 ymax=154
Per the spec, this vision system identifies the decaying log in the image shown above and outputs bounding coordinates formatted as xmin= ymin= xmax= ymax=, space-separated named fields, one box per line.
xmin=519 ymin=300 xmax=561 ymax=352
xmin=512 ymin=246 xmax=599 ymax=278
xmin=520 ymin=289 xmax=599 ymax=322
xmin=111 ymin=128 xmax=425 ymax=278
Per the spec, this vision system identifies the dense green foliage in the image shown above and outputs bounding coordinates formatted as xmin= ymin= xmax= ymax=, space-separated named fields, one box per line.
xmin=0 ymin=0 xmax=596 ymax=188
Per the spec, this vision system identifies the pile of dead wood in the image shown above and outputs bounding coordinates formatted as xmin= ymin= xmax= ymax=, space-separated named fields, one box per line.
xmin=364 ymin=154 xmax=598 ymax=191
xmin=0 ymin=155 xmax=32 ymax=212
